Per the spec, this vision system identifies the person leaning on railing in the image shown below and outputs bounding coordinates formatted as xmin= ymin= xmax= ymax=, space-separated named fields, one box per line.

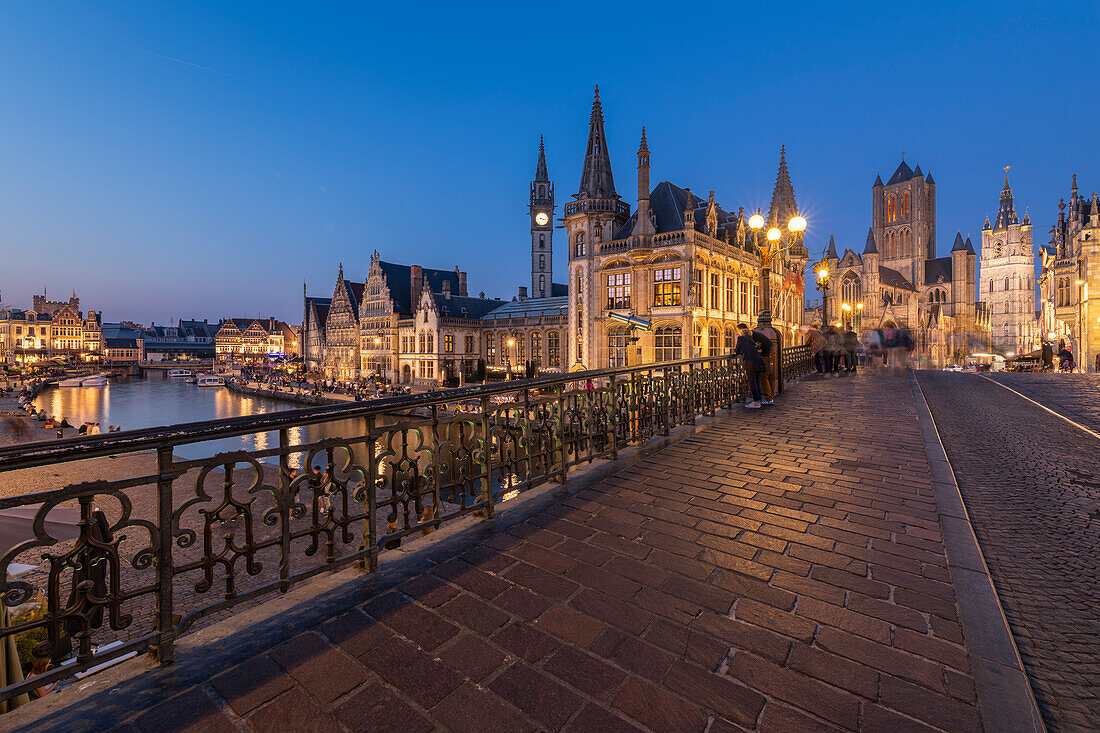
xmin=735 ymin=324 xmax=765 ymax=409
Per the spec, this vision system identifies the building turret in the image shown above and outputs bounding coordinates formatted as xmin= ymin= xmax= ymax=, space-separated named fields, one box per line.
xmin=577 ymin=86 xmax=618 ymax=201
xmin=993 ymin=171 xmax=1020 ymax=230
xmin=632 ymin=127 xmax=655 ymax=236
xmin=767 ymin=145 xmax=798 ymax=228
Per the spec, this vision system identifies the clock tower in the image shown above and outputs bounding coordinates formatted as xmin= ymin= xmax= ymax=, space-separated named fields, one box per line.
xmin=530 ymin=135 xmax=554 ymax=298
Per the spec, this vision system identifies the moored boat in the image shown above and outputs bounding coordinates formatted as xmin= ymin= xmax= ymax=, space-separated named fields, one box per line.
xmin=80 ymin=374 xmax=109 ymax=386
xmin=167 ymin=369 xmax=192 ymax=378
xmin=196 ymin=375 xmax=225 ymax=387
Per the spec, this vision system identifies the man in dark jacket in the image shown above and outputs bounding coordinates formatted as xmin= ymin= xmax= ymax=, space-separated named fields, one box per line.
xmin=736 ymin=323 xmax=765 ymax=409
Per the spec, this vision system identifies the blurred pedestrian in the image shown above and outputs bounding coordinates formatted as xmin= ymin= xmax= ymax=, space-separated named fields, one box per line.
xmin=736 ymin=323 xmax=765 ymax=409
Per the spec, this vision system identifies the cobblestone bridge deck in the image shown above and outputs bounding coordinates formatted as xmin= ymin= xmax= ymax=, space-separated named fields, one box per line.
xmin=11 ymin=371 xmax=1078 ymax=732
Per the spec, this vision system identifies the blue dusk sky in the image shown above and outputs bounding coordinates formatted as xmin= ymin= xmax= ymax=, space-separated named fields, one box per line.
xmin=1 ymin=2 xmax=1097 ymax=324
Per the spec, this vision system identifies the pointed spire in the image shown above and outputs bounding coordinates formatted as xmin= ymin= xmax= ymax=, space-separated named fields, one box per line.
xmin=338 ymin=262 xmax=344 ymax=281
xmin=873 ymin=174 xmax=884 ymax=187
xmin=535 ymin=134 xmax=548 ymax=181
xmin=983 ymin=214 xmax=991 ymax=231
xmin=965 ymin=236 xmax=975 ymax=255
xmin=913 ymin=164 xmax=923 ymax=177
xmin=951 ymin=231 xmax=967 ymax=251
xmin=825 ymin=234 xmax=839 ymax=259
xmin=577 ymin=86 xmax=617 ymax=199
xmin=638 ymin=126 xmax=648 ymax=153
xmin=994 ymin=168 xmax=1019 ymax=229
xmin=925 ymin=171 xmax=935 ymax=185
xmin=863 ymin=227 xmax=878 ymax=254
xmin=767 ymin=145 xmax=798 ymax=228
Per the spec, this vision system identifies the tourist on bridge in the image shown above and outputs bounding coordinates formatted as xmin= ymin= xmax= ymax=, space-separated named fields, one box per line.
xmin=735 ymin=323 xmax=765 ymax=410
xmin=843 ymin=329 xmax=860 ymax=372
xmin=807 ymin=322 xmax=826 ymax=373
xmin=752 ymin=320 xmax=777 ymax=406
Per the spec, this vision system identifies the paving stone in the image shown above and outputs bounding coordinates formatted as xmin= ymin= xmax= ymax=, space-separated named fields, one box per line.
xmin=268 ymin=632 xmax=369 ymax=705
xmin=543 ymin=645 xmax=626 ymax=699
xmin=430 ymin=683 xmax=535 ymax=733
xmin=489 ymin=663 xmax=584 ymax=729
xmin=436 ymin=633 xmax=507 ymax=681
xmin=246 ymin=688 xmax=343 ymax=733
xmin=334 ymin=681 xmax=434 ymax=733
xmin=492 ymin=621 xmax=560 ymax=662
xmin=210 ymin=654 xmax=294 ymax=716
xmin=361 ymin=636 xmax=463 ymax=709
xmin=134 ymin=687 xmax=235 ymax=733
xmin=611 ymin=677 xmax=708 ymax=733
xmin=565 ymin=703 xmax=645 ymax=732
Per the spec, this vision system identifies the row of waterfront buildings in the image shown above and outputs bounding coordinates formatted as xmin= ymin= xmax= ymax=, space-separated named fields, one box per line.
xmin=0 ymin=290 xmax=300 ymax=368
xmin=303 ymin=89 xmax=812 ymax=385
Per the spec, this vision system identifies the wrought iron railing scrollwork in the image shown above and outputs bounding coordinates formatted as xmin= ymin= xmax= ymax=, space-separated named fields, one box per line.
xmin=0 ymin=352 xmax=801 ymax=703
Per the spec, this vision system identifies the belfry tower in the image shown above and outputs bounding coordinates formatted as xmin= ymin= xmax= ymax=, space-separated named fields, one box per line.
xmin=530 ymin=136 xmax=555 ymax=298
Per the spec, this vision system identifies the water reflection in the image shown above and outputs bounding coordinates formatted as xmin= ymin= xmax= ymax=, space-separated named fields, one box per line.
xmin=33 ymin=376 xmax=364 ymax=466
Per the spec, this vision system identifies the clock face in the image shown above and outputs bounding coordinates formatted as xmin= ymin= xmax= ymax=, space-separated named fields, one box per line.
xmin=535 ymin=212 xmax=549 ymax=226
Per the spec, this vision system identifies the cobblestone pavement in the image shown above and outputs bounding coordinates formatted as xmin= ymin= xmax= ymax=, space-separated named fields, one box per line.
xmin=918 ymin=371 xmax=1100 ymax=732
xmin=23 ymin=373 xmax=985 ymax=732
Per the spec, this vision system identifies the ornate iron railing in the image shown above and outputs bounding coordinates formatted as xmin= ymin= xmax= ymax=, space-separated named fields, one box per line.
xmin=781 ymin=344 xmax=813 ymax=381
xmin=0 ymin=349 xmax=811 ymax=703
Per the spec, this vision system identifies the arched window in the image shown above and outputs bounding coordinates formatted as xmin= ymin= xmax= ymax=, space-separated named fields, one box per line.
xmin=607 ymin=327 xmax=629 ymax=367
xmin=539 ymin=254 xmax=545 ymax=269
xmin=574 ymin=231 xmax=586 ymax=257
xmin=418 ymin=331 xmax=425 ymax=353
xmin=725 ymin=327 xmax=735 ymax=352
xmin=708 ymin=326 xmax=720 ymax=356
xmin=594 ymin=224 xmax=603 ymax=241
xmin=531 ymin=332 xmax=542 ymax=365
xmin=841 ymin=275 xmax=861 ymax=304
xmin=1005 ymin=277 xmax=1010 ymax=291
xmin=654 ymin=325 xmax=682 ymax=362
xmin=547 ymin=331 xmax=560 ymax=366
xmin=900 ymin=192 xmax=909 ymax=219
xmin=886 ymin=194 xmax=896 ymax=223
xmin=901 ymin=229 xmax=911 ymax=256
xmin=989 ymin=279 xmax=994 ymax=293
xmin=486 ymin=333 xmax=495 ymax=364
xmin=539 ymin=234 xmax=545 ymax=249
xmin=427 ymin=332 xmax=434 ymax=352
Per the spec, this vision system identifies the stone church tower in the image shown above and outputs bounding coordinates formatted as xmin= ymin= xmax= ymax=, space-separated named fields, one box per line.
xmin=980 ymin=171 xmax=1036 ymax=353
xmin=565 ymin=87 xmax=630 ymax=368
xmin=530 ymin=136 xmax=555 ymax=298
xmin=872 ymin=161 xmax=936 ymax=287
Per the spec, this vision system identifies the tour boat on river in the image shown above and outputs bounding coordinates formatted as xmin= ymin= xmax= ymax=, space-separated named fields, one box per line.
xmin=196 ymin=375 xmax=225 ymax=387
xmin=167 ymin=369 xmax=192 ymax=378
xmin=80 ymin=374 xmax=109 ymax=386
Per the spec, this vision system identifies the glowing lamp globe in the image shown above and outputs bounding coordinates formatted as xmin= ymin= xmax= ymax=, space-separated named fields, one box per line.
xmin=788 ymin=215 xmax=807 ymax=233
xmin=748 ymin=213 xmax=765 ymax=230
xmin=841 ymin=303 xmax=852 ymax=311
xmin=817 ymin=268 xmax=828 ymax=279
xmin=766 ymin=227 xmax=781 ymax=242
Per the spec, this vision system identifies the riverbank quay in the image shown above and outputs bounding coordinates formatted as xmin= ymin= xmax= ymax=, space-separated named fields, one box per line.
xmin=2 ymin=368 xmax=1038 ymax=732
xmin=226 ymin=378 xmax=346 ymax=406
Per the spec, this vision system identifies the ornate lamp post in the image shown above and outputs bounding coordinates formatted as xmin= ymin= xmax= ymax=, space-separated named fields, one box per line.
xmin=814 ymin=267 xmax=830 ymax=324
xmin=747 ymin=211 xmax=807 ymax=326
xmin=506 ymin=338 xmax=515 ymax=379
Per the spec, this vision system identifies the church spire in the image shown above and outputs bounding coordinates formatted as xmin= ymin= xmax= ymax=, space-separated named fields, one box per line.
xmin=767 ymin=145 xmax=798 ymax=227
xmin=535 ymin=134 xmax=548 ymax=182
xmin=993 ymin=168 xmax=1019 ymax=230
xmin=577 ymin=86 xmax=618 ymax=200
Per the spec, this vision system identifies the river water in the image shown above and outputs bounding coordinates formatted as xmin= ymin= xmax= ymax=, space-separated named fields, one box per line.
xmin=33 ymin=374 xmax=364 ymax=466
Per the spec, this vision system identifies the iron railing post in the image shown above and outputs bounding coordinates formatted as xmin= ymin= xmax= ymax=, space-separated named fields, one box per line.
xmin=479 ymin=395 xmax=495 ymax=519
xmin=365 ymin=416 xmax=379 ymax=572
xmin=608 ymin=375 xmax=619 ymax=458
xmin=688 ymin=362 xmax=697 ymax=425
xmin=152 ymin=445 xmax=175 ymax=664
xmin=278 ymin=428 xmax=292 ymax=590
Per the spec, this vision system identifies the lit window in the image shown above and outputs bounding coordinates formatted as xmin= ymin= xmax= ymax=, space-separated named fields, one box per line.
xmin=607 ymin=272 xmax=631 ymax=310
xmin=653 ymin=267 xmax=682 ymax=307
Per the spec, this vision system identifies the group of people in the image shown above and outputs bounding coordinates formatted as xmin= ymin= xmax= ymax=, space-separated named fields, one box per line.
xmin=734 ymin=321 xmax=780 ymax=410
xmin=804 ymin=323 xmax=916 ymax=375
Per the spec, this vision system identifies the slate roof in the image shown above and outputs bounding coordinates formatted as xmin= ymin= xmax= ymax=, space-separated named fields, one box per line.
xmin=886 ymin=161 xmax=915 ymax=185
xmin=551 ymin=282 xmax=568 ymax=297
xmin=481 ymin=296 xmax=569 ymax=321
xmin=863 ymin=227 xmax=878 ymax=254
xmin=950 ymin=232 xmax=967 ymax=252
xmin=825 ymin=235 xmax=839 ymax=259
xmin=378 ymin=261 xmax=461 ymax=316
xmin=878 ymin=265 xmax=916 ymax=290
xmin=429 ymin=293 xmax=506 ymax=320
xmin=342 ymin=280 xmax=366 ymax=311
xmin=105 ymin=337 xmax=140 ymax=349
xmin=925 ymin=257 xmax=954 ymax=284
xmin=613 ymin=181 xmax=744 ymax=245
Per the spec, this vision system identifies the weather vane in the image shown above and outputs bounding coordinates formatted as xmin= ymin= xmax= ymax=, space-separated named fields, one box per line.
xmin=1004 ymin=165 xmax=1011 ymax=173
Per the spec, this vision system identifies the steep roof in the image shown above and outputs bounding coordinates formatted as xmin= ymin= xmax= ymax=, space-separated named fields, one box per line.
xmin=886 ymin=160 xmax=915 ymax=185
xmin=551 ymin=282 xmax=568 ymax=297
xmin=342 ymin=280 xmax=366 ymax=311
xmin=993 ymin=173 xmax=1020 ymax=230
xmin=481 ymin=296 xmax=569 ymax=321
xmin=878 ymin=265 xmax=916 ymax=290
xmin=429 ymin=293 xmax=505 ymax=320
xmin=951 ymin=231 xmax=967 ymax=251
xmin=863 ymin=227 xmax=878 ymax=254
xmin=576 ymin=86 xmax=618 ymax=200
xmin=613 ymin=181 xmax=742 ymax=243
xmin=378 ymin=261 xmax=461 ymax=316
xmin=965 ymin=236 xmax=976 ymax=255
xmin=535 ymin=134 xmax=549 ymax=182
xmin=925 ymin=257 xmax=954 ymax=284
xmin=825 ymin=235 xmax=839 ymax=259
xmin=767 ymin=145 xmax=798 ymax=227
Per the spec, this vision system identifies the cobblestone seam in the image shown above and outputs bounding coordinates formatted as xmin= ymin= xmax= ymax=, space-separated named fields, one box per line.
xmin=909 ymin=372 xmax=1045 ymax=733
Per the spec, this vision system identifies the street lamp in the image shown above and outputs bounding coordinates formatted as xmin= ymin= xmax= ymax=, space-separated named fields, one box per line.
xmin=506 ymin=338 xmax=515 ymax=379
xmin=748 ymin=210 xmax=807 ymax=327
xmin=815 ymin=267 xmax=830 ymax=324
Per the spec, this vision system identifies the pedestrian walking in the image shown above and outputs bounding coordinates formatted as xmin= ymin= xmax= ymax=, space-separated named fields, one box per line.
xmin=807 ymin=323 xmax=826 ymax=373
xmin=843 ymin=329 xmax=860 ymax=372
xmin=735 ymin=323 xmax=765 ymax=409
